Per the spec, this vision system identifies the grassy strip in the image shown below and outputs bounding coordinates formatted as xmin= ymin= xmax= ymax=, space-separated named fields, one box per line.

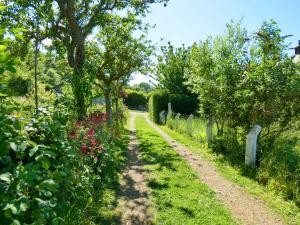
xmin=79 ymin=129 xmax=130 ymax=225
xmin=135 ymin=116 xmax=237 ymax=225
xmin=159 ymin=124 xmax=300 ymax=225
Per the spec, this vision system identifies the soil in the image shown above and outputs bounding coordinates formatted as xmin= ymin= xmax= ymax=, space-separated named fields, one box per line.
xmin=117 ymin=113 xmax=153 ymax=225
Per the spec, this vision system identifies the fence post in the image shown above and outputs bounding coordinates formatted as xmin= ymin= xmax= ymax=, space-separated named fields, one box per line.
xmin=186 ymin=114 xmax=194 ymax=136
xmin=175 ymin=113 xmax=180 ymax=130
xmin=159 ymin=110 xmax=166 ymax=124
xmin=168 ymin=102 xmax=172 ymax=115
xmin=206 ymin=117 xmax=214 ymax=144
xmin=245 ymin=124 xmax=262 ymax=167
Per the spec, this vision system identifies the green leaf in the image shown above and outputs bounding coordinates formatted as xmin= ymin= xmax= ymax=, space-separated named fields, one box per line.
xmin=3 ymin=203 xmax=17 ymax=214
xmin=12 ymin=220 xmax=21 ymax=225
xmin=10 ymin=142 xmax=17 ymax=151
xmin=29 ymin=146 xmax=39 ymax=157
xmin=14 ymin=33 xmax=23 ymax=41
xmin=0 ymin=28 xmax=5 ymax=36
xmin=0 ymin=45 xmax=7 ymax=52
xmin=40 ymin=179 xmax=59 ymax=191
xmin=19 ymin=202 xmax=28 ymax=212
xmin=87 ymin=196 xmax=93 ymax=204
xmin=0 ymin=4 xmax=6 ymax=11
xmin=12 ymin=27 xmax=27 ymax=33
xmin=7 ymin=65 xmax=16 ymax=73
xmin=0 ymin=52 xmax=9 ymax=63
xmin=0 ymin=67 xmax=4 ymax=75
xmin=34 ymin=198 xmax=56 ymax=208
xmin=0 ymin=172 xmax=12 ymax=184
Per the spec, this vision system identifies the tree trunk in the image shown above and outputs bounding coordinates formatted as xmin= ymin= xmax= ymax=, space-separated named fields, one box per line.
xmin=115 ymin=98 xmax=119 ymax=128
xmin=104 ymin=87 xmax=113 ymax=128
xmin=72 ymin=70 xmax=86 ymax=119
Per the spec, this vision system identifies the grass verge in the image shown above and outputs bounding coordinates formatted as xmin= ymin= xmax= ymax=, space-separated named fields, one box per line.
xmin=135 ymin=116 xmax=237 ymax=225
xmin=159 ymin=124 xmax=300 ymax=225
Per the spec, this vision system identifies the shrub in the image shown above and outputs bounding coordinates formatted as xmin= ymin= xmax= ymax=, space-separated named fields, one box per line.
xmin=7 ymin=75 xmax=32 ymax=95
xmin=124 ymin=89 xmax=147 ymax=110
xmin=0 ymin=99 xmax=120 ymax=224
xmin=149 ymin=90 xmax=198 ymax=123
xmin=149 ymin=90 xmax=169 ymax=123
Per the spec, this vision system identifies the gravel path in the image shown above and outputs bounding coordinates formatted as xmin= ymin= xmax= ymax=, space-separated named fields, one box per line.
xmin=143 ymin=113 xmax=285 ymax=225
xmin=117 ymin=112 xmax=153 ymax=225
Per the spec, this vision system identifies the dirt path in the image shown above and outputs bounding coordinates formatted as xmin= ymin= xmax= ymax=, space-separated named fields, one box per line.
xmin=116 ymin=112 xmax=153 ymax=225
xmin=142 ymin=114 xmax=285 ymax=225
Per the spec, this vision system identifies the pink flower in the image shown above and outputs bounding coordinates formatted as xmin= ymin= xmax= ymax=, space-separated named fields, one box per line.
xmin=90 ymin=139 xmax=97 ymax=146
xmin=81 ymin=143 xmax=87 ymax=153
xmin=87 ymin=128 xmax=95 ymax=138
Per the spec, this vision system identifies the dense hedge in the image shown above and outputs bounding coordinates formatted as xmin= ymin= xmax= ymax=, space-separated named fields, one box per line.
xmin=149 ymin=90 xmax=198 ymax=123
xmin=124 ymin=89 xmax=147 ymax=110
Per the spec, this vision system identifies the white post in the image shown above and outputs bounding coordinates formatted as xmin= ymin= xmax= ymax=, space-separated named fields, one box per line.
xmin=175 ymin=113 xmax=180 ymax=130
xmin=206 ymin=117 xmax=214 ymax=144
xmin=168 ymin=102 xmax=172 ymax=115
xmin=186 ymin=114 xmax=194 ymax=136
xmin=245 ymin=124 xmax=262 ymax=167
xmin=159 ymin=110 xmax=166 ymax=124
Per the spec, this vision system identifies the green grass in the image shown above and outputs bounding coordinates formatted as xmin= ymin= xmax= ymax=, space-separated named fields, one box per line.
xmin=166 ymin=116 xmax=217 ymax=142
xmin=135 ymin=116 xmax=237 ymax=225
xmin=159 ymin=124 xmax=300 ymax=225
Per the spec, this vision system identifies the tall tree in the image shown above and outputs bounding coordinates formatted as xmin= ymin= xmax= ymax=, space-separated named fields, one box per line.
xmin=156 ymin=43 xmax=192 ymax=95
xmin=2 ymin=0 xmax=168 ymax=117
xmin=85 ymin=14 xmax=153 ymax=127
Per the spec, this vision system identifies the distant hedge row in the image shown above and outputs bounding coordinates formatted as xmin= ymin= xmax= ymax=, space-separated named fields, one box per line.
xmin=124 ymin=89 xmax=148 ymax=110
xmin=149 ymin=90 xmax=198 ymax=123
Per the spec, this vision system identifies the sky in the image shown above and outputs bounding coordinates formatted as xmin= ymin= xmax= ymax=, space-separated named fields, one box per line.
xmin=129 ymin=0 xmax=300 ymax=85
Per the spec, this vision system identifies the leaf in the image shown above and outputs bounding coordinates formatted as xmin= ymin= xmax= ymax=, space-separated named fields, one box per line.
xmin=10 ymin=142 xmax=17 ymax=151
xmin=14 ymin=33 xmax=23 ymax=41
xmin=0 ymin=44 xmax=7 ymax=52
xmin=29 ymin=146 xmax=39 ymax=157
xmin=40 ymin=179 xmax=59 ymax=191
xmin=7 ymin=65 xmax=16 ymax=73
xmin=12 ymin=220 xmax=21 ymax=225
xmin=12 ymin=27 xmax=27 ymax=33
xmin=19 ymin=202 xmax=28 ymax=212
xmin=0 ymin=172 xmax=12 ymax=184
xmin=0 ymin=52 xmax=9 ymax=63
xmin=3 ymin=203 xmax=17 ymax=214
xmin=0 ymin=4 xmax=6 ymax=11
xmin=34 ymin=198 xmax=49 ymax=208
xmin=34 ymin=198 xmax=56 ymax=208
xmin=87 ymin=196 xmax=93 ymax=204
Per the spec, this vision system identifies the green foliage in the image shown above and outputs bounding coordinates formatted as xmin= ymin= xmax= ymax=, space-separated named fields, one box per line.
xmin=149 ymin=90 xmax=169 ymax=123
xmin=186 ymin=20 xmax=299 ymax=133
xmin=124 ymin=89 xmax=147 ymax=109
xmin=7 ymin=75 xmax=32 ymax=95
xmin=149 ymin=90 xmax=198 ymax=123
xmin=156 ymin=43 xmax=192 ymax=95
xmin=0 ymin=99 xmax=126 ymax=224
xmin=131 ymin=82 xmax=153 ymax=92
